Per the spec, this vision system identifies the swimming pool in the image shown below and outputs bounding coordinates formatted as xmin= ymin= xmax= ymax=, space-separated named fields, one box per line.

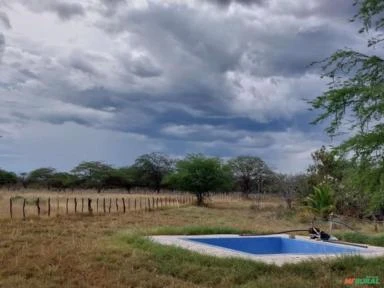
xmin=150 ymin=234 xmax=384 ymax=265
xmin=185 ymin=236 xmax=360 ymax=255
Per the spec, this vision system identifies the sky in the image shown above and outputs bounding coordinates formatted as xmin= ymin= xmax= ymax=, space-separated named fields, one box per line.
xmin=0 ymin=0 xmax=368 ymax=173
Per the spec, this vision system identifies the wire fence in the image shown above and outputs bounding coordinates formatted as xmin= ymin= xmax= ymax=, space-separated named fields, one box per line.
xmin=8 ymin=195 xmax=194 ymax=220
xmin=313 ymin=213 xmax=384 ymax=234
xmin=6 ymin=192 xmax=243 ymax=220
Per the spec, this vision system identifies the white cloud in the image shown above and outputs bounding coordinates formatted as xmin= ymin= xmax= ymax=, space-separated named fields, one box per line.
xmin=225 ymin=72 xmax=326 ymax=121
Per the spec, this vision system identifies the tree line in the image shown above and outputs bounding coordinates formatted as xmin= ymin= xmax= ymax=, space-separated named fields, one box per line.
xmin=0 ymin=153 xmax=308 ymax=205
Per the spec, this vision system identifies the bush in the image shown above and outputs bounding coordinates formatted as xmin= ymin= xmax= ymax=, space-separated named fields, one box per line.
xmin=304 ymin=185 xmax=335 ymax=219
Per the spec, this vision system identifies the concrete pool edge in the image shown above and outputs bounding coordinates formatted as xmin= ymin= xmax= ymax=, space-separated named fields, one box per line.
xmin=149 ymin=234 xmax=384 ymax=266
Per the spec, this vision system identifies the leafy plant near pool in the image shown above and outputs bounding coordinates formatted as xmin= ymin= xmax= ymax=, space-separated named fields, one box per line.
xmin=304 ymin=184 xmax=335 ymax=219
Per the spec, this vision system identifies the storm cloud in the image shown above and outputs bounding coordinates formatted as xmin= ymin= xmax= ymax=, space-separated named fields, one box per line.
xmin=0 ymin=0 xmax=365 ymax=173
xmin=19 ymin=0 xmax=85 ymax=20
xmin=205 ymin=0 xmax=265 ymax=7
xmin=0 ymin=11 xmax=11 ymax=29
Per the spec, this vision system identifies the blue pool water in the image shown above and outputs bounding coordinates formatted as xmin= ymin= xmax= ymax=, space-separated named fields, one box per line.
xmin=185 ymin=236 xmax=361 ymax=255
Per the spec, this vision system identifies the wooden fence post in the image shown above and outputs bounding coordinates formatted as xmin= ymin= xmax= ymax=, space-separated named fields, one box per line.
xmin=139 ymin=198 xmax=142 ymax=211
xmin=115 ymin=198 xmax=119 ymax=213
xmin=88 ymin=198 xmax=93 ymax=215
xmin=134 ymin=198 xmax=137 ymax=211
xmin=156 ymin=198 xmax=159 ymax=209
xmin=152 ymin=197 xmax=155 ymax=210
xmin=36 ymin=198 xmax=41 ymax=216
xmin=66 ymin=198 xmax=69 ymax=215
xmin=96 ymin=198 xmax=99 ymax=214
xmin=9 ymin=198 xmax=12 ymax=219
xmin=128 ymin=198 xmax=131 ymax=211
xmin=48 ymin=198 xmax=51 ymax=216
xmin=147 ymin=198 xmax=151 ymax=211
xmin=108 ymin=198 xmax=112 ymax=213
xmin=22 ymin=198 xmax=26 ymax=220
xmin=81 ymin=198 xmax=84 ymax=213
xmin=56 ymin=198 xmax=59 ymax=215
xmin=103 ymin=198 xmax=106 ymax=214
xmin=74 ymin=198 xmax=77 ymax=214
xmin=122 ymin=198 xmax=126 ymax=213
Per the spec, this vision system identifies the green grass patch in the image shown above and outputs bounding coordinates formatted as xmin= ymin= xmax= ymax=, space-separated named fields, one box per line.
xmin=335 ymin=232 xmax=384 ymax=247
xmin=117 ymin=233 xmax=277 ymax=286
xmin=150 ymin=225 xmax=256 ymax=236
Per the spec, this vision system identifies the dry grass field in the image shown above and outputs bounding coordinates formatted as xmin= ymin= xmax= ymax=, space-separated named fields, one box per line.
xmin=0 ymin=191 xmax=383 ymax=288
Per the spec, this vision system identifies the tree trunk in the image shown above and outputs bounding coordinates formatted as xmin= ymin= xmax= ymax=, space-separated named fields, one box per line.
xmin=196 ymin=192 xmax=204 ymax=206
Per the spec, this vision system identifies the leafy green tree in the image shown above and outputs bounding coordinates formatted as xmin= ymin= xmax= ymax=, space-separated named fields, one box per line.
xmin=166 ymin=154 xmax=233 ymax=205
xmin=71 ymin=161 xmax=113 ymax=192
xmin=27 ymin=167 xmax=56 ymax=189
xmin=133 ymin=152 xmax=174 ymax=193
xmin=0 ymin=169 xmax=18 ymax=189
xmin=50 ymin=172 xmax=79 ymax=191
xmin=311 ymin=1 xmax=384 ymax=164
xmin=310 ymin=0 xmax=384 ymax=214
xmin=228 ymin=156 xmax=272 ymax=198
xmin=307 ymin=146 xmax=346 ymax=186
xmin=103 ymin=167 xmax=136 ymax=192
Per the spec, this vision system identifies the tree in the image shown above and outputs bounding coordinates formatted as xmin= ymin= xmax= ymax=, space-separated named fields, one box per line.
xmin=103 ymin=167 xmax=135 ymax=191
xmin=228 ymin=156 xmax=272 ymax=198
xmin=133 ymin=153 xmax=174 ymax=193
xmin=310 ymin=0 xmax=384 ymax=214
xmin=71 ymin=161 xmax=113 ymax=192
xmin=0 ymin=169 xmax=18 ymax=189
xmin=271 ymin=174 xmax=311 ymax=209
xmin=27 ymin=167 xmax=56 ymax=189
xmin=50 ymin=172 xmax=79 ymax=191
xmin=307 ymin=146 xmax=345 ymax=185
xmin=166 ymin=154 xmax=233 ymax=205
xmin=311 ymin=1 xmax=384 ymax=165
xmin=18 ymin=172 xmax=28 ymax=188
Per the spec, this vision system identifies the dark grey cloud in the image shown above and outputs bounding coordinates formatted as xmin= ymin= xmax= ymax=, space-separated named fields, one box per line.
xmin=0 ymin=34 xmax=4 ymax=62
xmin=29 ymin=0 xmax=358 ymax=135
xmin=242 ymin=24 xmax=357 ymax=77
xmin=68 ymin=53 xmax=99 ymax=76
xmin=288 ymin=0 xmax=358 ymax=20
xmin=130 ymin=56 xmax=163 ymax=78
xmin=52 ymin=1 xmax=85 ymax=20
xmin=19 ymin=0 xmax=85 ymax=21
xmin=19 ymin=69 xmax=39 ymax=79
xmin=0 ymin=11 xmax=11 ymax=29
xmin=205 ymin=0 xmax=265 ymax=7
xmin=100 ymin=0 xmax=125 ymax=9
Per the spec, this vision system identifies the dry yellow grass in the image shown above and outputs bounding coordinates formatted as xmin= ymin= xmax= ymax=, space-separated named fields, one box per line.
xmin=0 ymin=191 xmax=382 ymax=287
